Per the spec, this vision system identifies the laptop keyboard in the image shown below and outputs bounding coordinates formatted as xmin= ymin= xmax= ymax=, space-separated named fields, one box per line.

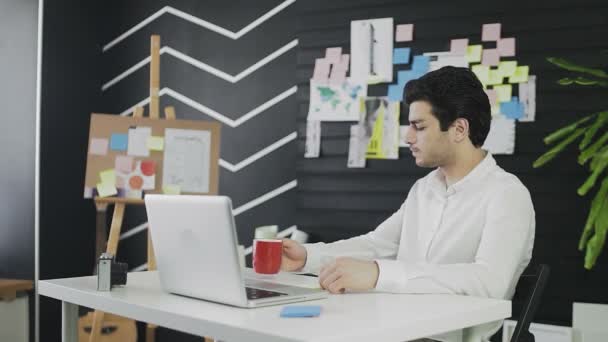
xmin=245 ymin=287 xmax=288 ymax=300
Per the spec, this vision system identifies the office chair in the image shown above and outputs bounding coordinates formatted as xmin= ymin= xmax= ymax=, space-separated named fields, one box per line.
xmin=508 ymin=264 xmax=551 ymax=342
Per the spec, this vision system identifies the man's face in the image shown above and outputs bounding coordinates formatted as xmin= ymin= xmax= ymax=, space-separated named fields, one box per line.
xmin=406 ymin=100 xmax=453 ymax=168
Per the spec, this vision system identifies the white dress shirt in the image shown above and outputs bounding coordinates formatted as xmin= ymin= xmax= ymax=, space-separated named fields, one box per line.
xmin=302 ymin=152 xmax=535 ymax=342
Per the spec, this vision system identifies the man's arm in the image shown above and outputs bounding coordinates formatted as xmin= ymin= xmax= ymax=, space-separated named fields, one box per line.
xmin=375 ymin=184 xmax=535 ymax=299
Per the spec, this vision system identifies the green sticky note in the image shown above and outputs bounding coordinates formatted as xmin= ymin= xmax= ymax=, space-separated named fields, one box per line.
xmin=487 ymin=69 xmax=503 ymax=85
xmin=471 ymin=64 xmax=490 ymax=85
xmin=498 ymin=61 xmax=518 ymax=77
xmin=96 ymin=182 xmax=117 ymax=198
xmin=162 ymin=185 xmax=181 ymax=195
xmin=508 ymin=66 xmax=529 ymax=83
xmin=147 ymin=136 xmax=164 ymax=151
xmin=494 ymin=84 xmax=512 ymax=103
xmin=99 ymin=169 xmax=116 ymax=187
xmin=466 ymin=45 xmax=482 ymax=63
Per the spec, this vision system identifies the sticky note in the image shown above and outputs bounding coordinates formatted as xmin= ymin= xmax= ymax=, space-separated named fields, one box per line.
xmin=393 ymin=48 xmax=411 ymax=64
xmin=487 ymin=69 xmax=503 ymax=86
xmin=450 ymin=38 xmax=469 ymax=55
xmin=497 ymin=38 xmax=516 ymax=57
xmin=99 ymin=169 xmax=116 ymax=187
xmin=128 ymin=127 xmax=151 ymax=157
xmin=481 ymin=23 xmax=501 ymax=41
xmin=465 ymin=45 xmax=482 ymax=63
xmin=498 ymin=61 xmax=518 ymax=77
xmin=115 ymin=155 xmax=134 ymax=174
xmin=162 ymin=185 xmax=181 ymax=195
xmin=412 ymin=55 xmax=430 ymax=73
xmin=471 ymin=65 xmax=490 ymax=85
xmin=485 ymin=89 xmax=498 ymax=107
xmin=481 ymin=49 xmax=500 ymax=66
xmin=329 ymin=64 xmax=347 ymax=85
xmin=280 ymin=305 xmax=322 ymax=318
xmin=341 ymin=54 xmax=350 ymax=66
xmin=500 ymin=97 xmax=524 ymax=119
xmin=96 ymin=182 xmax=117 ymax=198
xmin=494 ymin=84 xmax=512 ymax=102
xmin=325 ymin=47 xmax=342 ymax=64
xmin=508 ymin=66 xmax=529 ymax=83
xmin=397 ymin=70 xmax=414 ymax=86
xmin=89 ymin=138 xmax=109 ymax=155
xmin=110 ymin=133 xmax=128 ymax=151
xmin=312 ymin=58 xmax=330 ymax=81
xmin=395 ymin=24 xmax=414 ymax=42
xmin=388 ymin=84 xmax=404 ymax=102
xmin=147 ymin=136 xmax=164 ymax=151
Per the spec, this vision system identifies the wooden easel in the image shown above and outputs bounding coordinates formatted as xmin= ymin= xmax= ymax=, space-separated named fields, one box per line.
xmin=88 ymin=34 xmax=216 ymax=342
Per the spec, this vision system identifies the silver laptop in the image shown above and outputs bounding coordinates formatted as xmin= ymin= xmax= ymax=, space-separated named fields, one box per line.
xmin=144 ymin=194 xmax=327 ymax=308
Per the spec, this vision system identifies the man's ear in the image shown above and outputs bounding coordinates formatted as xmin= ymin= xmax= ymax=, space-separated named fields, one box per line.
xmin=451 ymin=118 xmax=470 ymax=143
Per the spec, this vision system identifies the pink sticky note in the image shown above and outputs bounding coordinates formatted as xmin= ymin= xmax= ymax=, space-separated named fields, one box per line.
xmin=329 ymin=65 xmax=347 ymax=85
xmin=450 ymin=38 xmax=469 ymax=55
xmin=325 ymin=47 xmax=342 ymax=64
xmin=485 ymin=89 xmax=497 ymax=106
xmin=395 ymin=24 xmax=414 ymax=42
xmin=89 ymin=138 xmax=108 ymax=155
xmin=497 ymin=37 xmax=516 ymax=57
xmin=312 ymin=58 xmax=330 ymax=81
xmin=115 ymin=155 xmax=134 ymax=174
xmin=481 ymin=23 xmax=501 ymax=41
xmin=482 ymin=49 xmax=500 ymax=66
xmin=341 ymin=54 xmax=350 ymax=66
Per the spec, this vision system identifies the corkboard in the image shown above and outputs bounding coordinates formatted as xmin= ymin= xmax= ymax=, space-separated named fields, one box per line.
xmin=84 ymin=113 xmax=221 ymax=203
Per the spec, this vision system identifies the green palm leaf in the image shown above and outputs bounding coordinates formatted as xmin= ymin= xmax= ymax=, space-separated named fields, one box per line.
xmin=547 ymin=57 xmax=608 ymax=79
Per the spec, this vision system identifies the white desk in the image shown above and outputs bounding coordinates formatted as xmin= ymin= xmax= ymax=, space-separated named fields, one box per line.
xmin=39 ymin=271 xmax=511 ymax=342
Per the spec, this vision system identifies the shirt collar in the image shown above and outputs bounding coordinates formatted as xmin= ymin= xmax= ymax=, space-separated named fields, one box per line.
xmin=429 ymin=151 xmax=496 ymax=197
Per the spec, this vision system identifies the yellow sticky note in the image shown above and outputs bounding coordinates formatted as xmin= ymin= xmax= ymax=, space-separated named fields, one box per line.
xmin=466 ymin=45 xmax=482 ymax=63
xmin=99 ymin=169 xmax=116 ymax=187
xmin=147 ymin=136 xmax=164 ymax=151
xmin=494 ymin=84 xmax=512 ymax=103
xmin=487 ymin=69 xmax=503 ymax=85
xmin=498 ymin=61 xmax=518 ymax=77
xmin=96 ymin=182 xmax=117 ymax=198
xmin=162 ymin=185 xmax=181 ymax=195
xmin=508 ymin=66 xmax=529 ymax=83
xmin=471 ymin=65 xmax=490 ymax=85
xmin=491 ymin=105 xmax=501 ymax=116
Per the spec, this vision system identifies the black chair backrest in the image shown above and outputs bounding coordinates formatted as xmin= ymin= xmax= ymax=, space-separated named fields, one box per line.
xmin=509 ymin=264 xmax=550 ymax=342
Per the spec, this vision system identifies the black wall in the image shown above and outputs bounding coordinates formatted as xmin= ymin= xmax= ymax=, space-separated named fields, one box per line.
xmin=295 ymin=0 xmax=608 ymax=327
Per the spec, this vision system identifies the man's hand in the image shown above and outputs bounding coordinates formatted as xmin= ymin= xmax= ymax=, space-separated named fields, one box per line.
xmin=280 ymin=239 xmax=307 ymax=272
xmin=319 ymin=257 xmax=379 ymax=294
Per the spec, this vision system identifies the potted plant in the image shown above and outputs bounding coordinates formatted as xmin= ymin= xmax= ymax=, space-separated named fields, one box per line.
xmin=533 ymin=56 xmax=608 ymax=269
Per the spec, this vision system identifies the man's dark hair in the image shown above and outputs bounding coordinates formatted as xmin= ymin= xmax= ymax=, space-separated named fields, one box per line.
xmin=404 ymin=66 xmax=491 ymax=147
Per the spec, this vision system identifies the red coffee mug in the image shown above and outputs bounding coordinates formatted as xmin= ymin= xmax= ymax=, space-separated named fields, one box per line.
xmin=253 ymin=239 xmax=282 ymax=274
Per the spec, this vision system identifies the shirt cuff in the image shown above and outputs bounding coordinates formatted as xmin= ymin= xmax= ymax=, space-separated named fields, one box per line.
xmin=374 ymin=259 xmax=408 ymax=292
xmin=301 ymin=242 xmax=326 ymax=274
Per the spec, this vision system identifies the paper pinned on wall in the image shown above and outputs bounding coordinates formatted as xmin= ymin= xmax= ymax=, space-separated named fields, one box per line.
xmin=481 ymin=23 xmax=501 ymax=41
xmin=162 ymin=184 xmax=181 ymax=195
xmin=351 ymin=18 xmax=394 ymax=84
xmin=487 ymin=68 xmax=504 ymax=86
xmin=115 ymin=155 xmax=134 ymax=174
xmin=465 ymin=45 xmax=482 ymax=63
xmin=498 ymin=61 xmax=518 ymax=77
xmin=481 ymin=49 xmax=500 ymax=66
xmin=412 ymin=55 xmax=431 ymax=73
xmin=325 ymin=47 xmax=342 ymax=64
xmin=304 ymin=120 xmax=321 ymax=158
xmin=127 ymin=126 xmax=151 ymax=157
xmin=163 ymin=128 xmax=211 ymax=193
xmin=387 ymin=84 xmax=404 ymax=102
xmin=99 ymin=169 xmax=116 ymax=187
xmin=485 ymin=89 xmax=498 ymax=108
xmin=424 ymin=51 xmax=467 ymax=72
xmin=307 ymin=79 xmax=367 ymax=121
xmin=393 ymin=48 xmax=411 ymax=64
xmin=518 ymin=75 xmax=537 ymax=122
xmin=89 ymin=138 xmax=109 ymax=155
xmin=497 ymin=37 xmax=516 ymax=57
xmin=450 ymin=39 xmax=469 ymax=55
xmin=494 ymin=84 xmax=512 ymax=102
xmin=347 ymin=125 xmax=366 ymax=168
xmin=312 ymin=58 xmax=331 ymax=81
xmin=147 ymin=136 xmax=164 ymax=151
xmin=96 ymin=182 xmax=117 ymax=198
xmin=110 ymin=133 xmax=128 ymax=151
xmin=508 ymin=66 xmax=529 ymax=83
xmin=482 ymin=115 xmax=516 ymax=155
xmin=500 ymin=97 xmax=525 ymax=120
xmin=399 ymin=125 xmax=410 ymax=147
xmin=395 ymin=23 xmax=414 ymax=42
xmin=360 ymin=97 xmax=400 ymax=160
xmin=472 ymin=64 xmax=490 ymax=86
xmin=329 ymin=64 xmax=348 ymax=85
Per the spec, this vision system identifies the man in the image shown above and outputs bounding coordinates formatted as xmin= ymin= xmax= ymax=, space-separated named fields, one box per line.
xmin=281 ymin=66 xmax=535 ymax=342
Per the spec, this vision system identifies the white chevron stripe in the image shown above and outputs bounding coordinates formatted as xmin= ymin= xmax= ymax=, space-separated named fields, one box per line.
xmin=233 ymin=180 xmax=297 ymax=216
xmin=102 ymin=39 xmax=298 ymax=91
xmin=119 ymin=86 xmax=297 ymax=128
xmin=130 ymin=263 xmax=148 ymax=272
xmin=119 ymin=222 xmax=149 ymax=240
xmin=104 ymin=0 xmax=296 ymax=52
xmin=219 ymin=132 xmax=297 ymax=172
xmin=244 ymin=225 xmax=297 ymax=255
